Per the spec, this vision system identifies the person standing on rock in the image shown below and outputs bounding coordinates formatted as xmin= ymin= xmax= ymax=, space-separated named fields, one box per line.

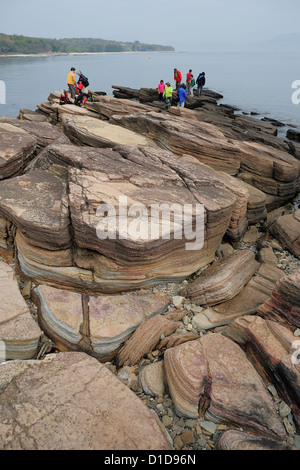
xmin=163 ymin=82 xmax=173 ymax=112
xmin=67 ymin=67 xmax=76 ymax=99
xmin=196 ymin=72 xmax=206 ymax=96
xmin=174 ymin=68 xmax=182 ymax=90
xmin=189 ymin=74 xmax=195 ymax=96
xmin=158 ymin=80 xmax=165 ymax=101
xmin=186 ymin=69 xmax=192 ymax=95
xmin=177 ymin=83 xmax=187 ymax=107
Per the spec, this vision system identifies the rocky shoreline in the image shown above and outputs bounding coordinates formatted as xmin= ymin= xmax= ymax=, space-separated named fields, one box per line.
xmin=0 ymin=85 xmax=299 ymax=451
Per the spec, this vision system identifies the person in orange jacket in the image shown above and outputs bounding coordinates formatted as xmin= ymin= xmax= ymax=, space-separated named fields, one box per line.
xmin=174 ymin=68 xmax=182 ymax=90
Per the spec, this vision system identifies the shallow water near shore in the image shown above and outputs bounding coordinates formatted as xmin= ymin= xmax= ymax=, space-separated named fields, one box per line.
xmin=0 ymin=49 xmax=300 ymax=126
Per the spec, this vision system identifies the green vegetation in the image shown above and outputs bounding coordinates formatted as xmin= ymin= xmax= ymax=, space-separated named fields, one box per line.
xmin=0 ymin=33 xmax=174 ymax=54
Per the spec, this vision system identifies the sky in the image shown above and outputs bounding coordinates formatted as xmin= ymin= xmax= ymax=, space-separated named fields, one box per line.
xmin=0 ymin=0 xmax=300 ymax=50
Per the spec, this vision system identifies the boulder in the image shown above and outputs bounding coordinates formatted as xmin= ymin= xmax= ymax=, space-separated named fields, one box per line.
xmin=192 ymin=255 xmax=285 ymax=329
xmin=139 ymin=361 xmax=166 ymax=397
xmin=163 ymin=333 xmax=286 ymax=439
xmin=287 ymin=128 xmax=300 ymax=143
xmin=0 ymin=260 xmax=41 ymax=360
xmin=222 ymin=315 xmax=300 ymax=431
xmin=115 ymin=314 xmax=180 ymax=367
xmin=257 ymin=269 xmax=300 ymax=328
xmin=0 ymin=352 xmax=172 ymax=450
xmin=0 ymin=122 xmax=36 ymax=180
xmin=33 ymin=284 xmax=169 ymax=361
xmin=180 ymin=250 xmax=259 ymax=306
xmin=270 ymin=211 xmax=300 ymax=258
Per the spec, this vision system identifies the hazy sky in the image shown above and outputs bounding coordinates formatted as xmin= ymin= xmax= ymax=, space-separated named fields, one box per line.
xmin=0 ymin=0 xmax=299 ymax=50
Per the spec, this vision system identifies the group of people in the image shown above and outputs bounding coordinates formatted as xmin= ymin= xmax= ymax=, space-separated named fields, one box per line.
xmin=158 ymin=68 xmax=206 ymax=112
xmin=60 ymin=67 xmax=90 ymax=107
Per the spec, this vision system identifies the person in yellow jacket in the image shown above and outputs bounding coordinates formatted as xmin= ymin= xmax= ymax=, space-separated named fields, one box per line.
xmin=67 ymin=67 xmax=76 ymax=99
xmin=163 ymin=82 xmax=173 ymax=112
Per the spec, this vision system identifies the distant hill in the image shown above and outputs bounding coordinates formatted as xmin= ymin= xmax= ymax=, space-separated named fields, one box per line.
xmin=256 ymin=33 xmax=300 ymax=53
xmin=0 ymin=33 xmax=175 ymax=55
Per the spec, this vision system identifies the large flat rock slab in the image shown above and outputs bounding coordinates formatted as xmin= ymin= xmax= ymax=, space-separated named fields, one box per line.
xmin=0 ymin=261 xmax=41 ymax=360
xmin=113 ymin=112 xmax=300 ymax=204
xmin=0 ymin=352 xmax=172 ymax=450
xmin=61 ymin=114 xmax=154 ymax=148
xmin=112 ymin=111 xmax=242 ymax=175
xmin=33 ymin=284 xmax=170 ymax=361
xmin=2 ymin=144 xmax=236 ymax=293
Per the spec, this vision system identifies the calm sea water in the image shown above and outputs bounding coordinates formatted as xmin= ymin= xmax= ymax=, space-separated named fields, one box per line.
xmin=0 ymin=50 xmax=300 ymax=128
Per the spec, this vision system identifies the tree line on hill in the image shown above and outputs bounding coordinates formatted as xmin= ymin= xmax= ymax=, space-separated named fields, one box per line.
xmin=0 ymin=33 xmax=175 ymax=54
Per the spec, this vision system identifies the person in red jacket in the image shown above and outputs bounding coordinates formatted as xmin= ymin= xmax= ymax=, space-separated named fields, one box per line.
xmin=174 ymin=68 xmax=182 ymax=90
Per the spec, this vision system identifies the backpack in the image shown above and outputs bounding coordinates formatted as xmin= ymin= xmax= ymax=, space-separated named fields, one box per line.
xmin=59 ymin=91 xmax=71 ymax=105
xmin=79 ymin=74 xmax=89 ymax=88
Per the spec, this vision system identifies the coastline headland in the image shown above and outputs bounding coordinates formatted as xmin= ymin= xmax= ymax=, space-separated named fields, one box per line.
xmin=0 ymin=84 xmax=299 ymax=451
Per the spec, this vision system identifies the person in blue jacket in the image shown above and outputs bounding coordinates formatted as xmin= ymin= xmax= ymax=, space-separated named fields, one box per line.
xmin=177 ymin=83 xmax=187 ymax=107
xmin=196 ymin=72 xmax=206 ymax=95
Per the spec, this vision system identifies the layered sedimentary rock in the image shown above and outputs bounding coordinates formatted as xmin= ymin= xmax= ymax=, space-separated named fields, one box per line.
xmin=85 ymin=95 xmax=156 ymax=120
xmin=270 ymin=210 xmax=300 ymax=258
xmin=112 ymin=112 xmax=300 ymax=205
xmin=0 ymin=122 xmax=36 ymax=179
xmin=0 ymin=117 xmax=70 ymax=150
xmin=0 ymin=143 xmax=236 ymax=293
xmin=216 ymin=430 xmax=296 ymax=451
xmin=0 ymin=352 xmax=171 ymax=450
xmin=163 ymin=334 xmax=286 ymax=439
xmin=222 ymin=315 xmax=300 ymax=431
xmin=180 ymin=250 xmax=259 ymax=306
xmin=61 ymin=114 xmax=154 ymax=148
xmin=257 ymin=269 xmax=300 ymax=328
xmin=116 ymin=314 xmax=180 ymax=367
xmin=0 ymin=260 xmax=41 ymax=360
xmin=112 ymin=111 xmax=242 ymax=175
xmin=192 ymin=251 xmax=284 ymax=329
xmin=236 ymin=140 xmax=300 ymax=202
xmin=33 ymin=284 xmax=169 ymax=361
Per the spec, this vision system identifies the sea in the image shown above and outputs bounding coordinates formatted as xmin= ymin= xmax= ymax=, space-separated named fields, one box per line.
xmin=0 ymin=49 xmax=300 ymax=133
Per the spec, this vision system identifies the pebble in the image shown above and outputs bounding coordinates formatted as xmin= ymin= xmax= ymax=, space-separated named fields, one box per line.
xmin=200 ymin=420 xmax=218 ymax=434
xmin=172 ymin=296 xmax=185 ymax=309
xmin=279 ymin=401 xmax=291 ymax=418
xmin=267 ymin=384 xmax=278 ymax=396
xmin=294 ymin=329 xmax=300 ymax=337
xmin=294 ymin=435 xmax=300 ymax=450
